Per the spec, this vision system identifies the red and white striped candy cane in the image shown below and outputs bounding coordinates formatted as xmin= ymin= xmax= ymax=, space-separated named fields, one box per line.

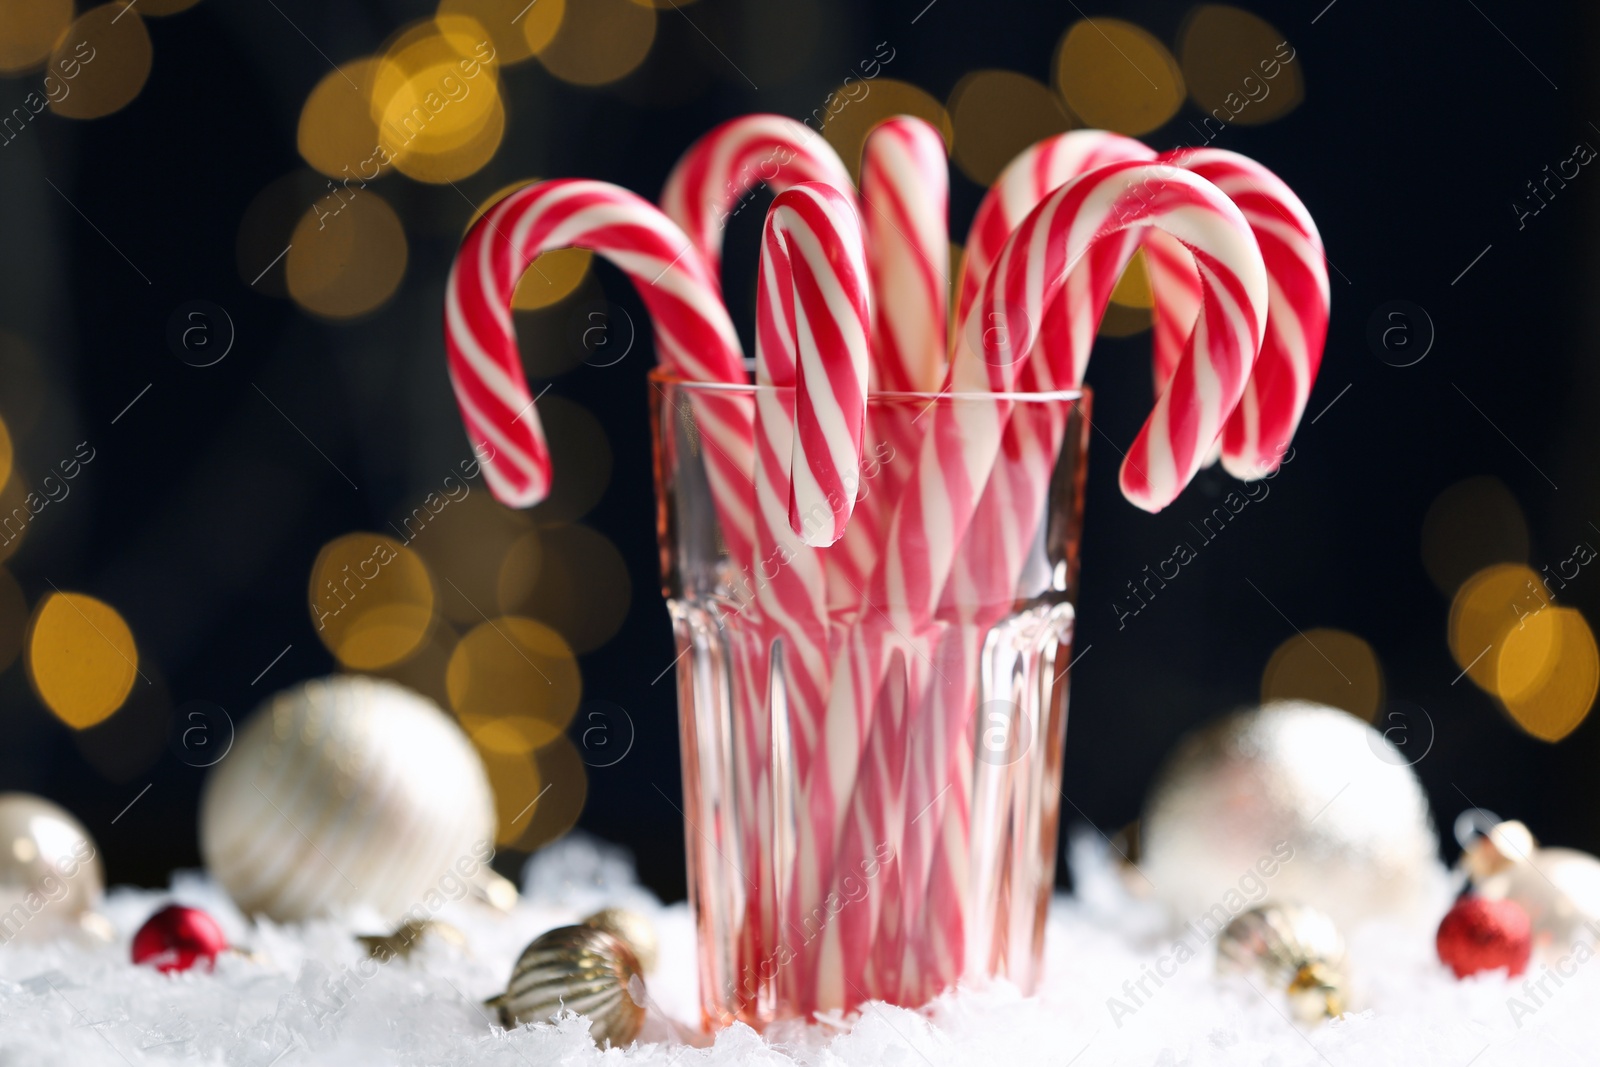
xmin=444 ymin=178 xmax=748 ymax=525
xmin=860 ymin=116 xmax=949 ymax=393
xmin=1149 ymin=148 xmax=1329 ymax=478
xmin=661 ymin=114 xmax=856 ymax=287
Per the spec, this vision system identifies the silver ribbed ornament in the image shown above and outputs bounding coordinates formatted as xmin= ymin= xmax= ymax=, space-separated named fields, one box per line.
xmin=490 ymin=925 xmax=646 ymax=1045
xmin=1217 ymin=903 xmax=1347 ymax=1022
xmin=581 ymin=907 xmax=659 ymax=972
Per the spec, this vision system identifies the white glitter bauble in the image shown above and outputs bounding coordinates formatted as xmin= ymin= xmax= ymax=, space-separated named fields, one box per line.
xmin=1140 ymin=702 xmax=1439 ymax=931
xmin=200 ymin=676 xmax=498 ymax=923
xmin=0 ymin=793 xmax=104 ymax=942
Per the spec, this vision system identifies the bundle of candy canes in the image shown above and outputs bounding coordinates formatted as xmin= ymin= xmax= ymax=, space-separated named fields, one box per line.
xmin=443 ymin=114 xmax=1328 ymax=1018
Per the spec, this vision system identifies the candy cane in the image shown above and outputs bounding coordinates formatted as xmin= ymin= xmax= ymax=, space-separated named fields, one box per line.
xmin=662 ymin=114 xmax=856 ymax=286
xmin=1151 ymin=148 xmax=1329 ymax=478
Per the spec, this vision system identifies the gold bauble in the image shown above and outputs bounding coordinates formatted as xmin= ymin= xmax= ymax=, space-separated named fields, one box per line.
xmin=1217 ymin=903 xmax=1347 ymax=1022
xmin=1141 ymin=702 xmax=1438 ymax=931
xmin=200 ymin=676 xmax=500 ymax=923
xmin=581 ymin=906 xmax=658 ymax=972
xmin=0 ymin=793 xmax=104 ymax=942
xmin=490 ymin=925 xmax=645 ymax=1046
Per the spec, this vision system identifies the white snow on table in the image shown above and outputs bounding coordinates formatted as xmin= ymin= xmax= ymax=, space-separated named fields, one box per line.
xmin=0 ymin=831 xmax=1589 ymax=1065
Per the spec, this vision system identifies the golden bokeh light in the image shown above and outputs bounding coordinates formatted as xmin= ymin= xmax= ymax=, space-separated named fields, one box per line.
xmin=821 ymin=79 xmax=953 ymax=183
xmin=0 ymin=567 xmax=25 ymax=672
xmin=0 ymin=0 xmax=73 ymax=74
xmin=447 ymin=615 xmax=581 ymax=753
xmin=405 ymin=485 xmax=535 ymax=625
xmin=1054 ymin=18 xmax=1184 ymax=136
xmin=1497 ymin=607 xmax=1598 ymax=742
xmin=500 ymin=523 xmax=630 ymax=653
xmin=949 ymin=70 xmax=1072 ymax=186
xmin=438 ymin=0 xmax=565 ymax=64
xmin=286 ymin=190 xmax=409 ymax=319
xmin=1450 ymin=563 xmax=1543 ymax=693
xmin=309 ymin=533 xmax=437 ymax=671
xmin=520 ymin=396 xmax=611 ymax=522
xmin=539 ymin=0 xmax=654 ymax=86
xmin=496 ymin=532 xmax=544 ymax=617
xmin=49 ymin=3 xmax=153 ymax=121
xmin=1097 ymin=303 xmax=1152 ymax=338
xmin=298 ymin=59 xmax=384 ymax=180
xmin=371 ymin=16 xmax=506 ymax=183
xmin=1179 ymin=6 xmax=1302 ymax=127
xmin=26 ymin=591 xmax=139 ymax=730
xmin=74 ymin=672 xmax=171 ymax=782
xmin=521 ymin=735 xmax=587 ymax=850
xmin=1261 ymin=627 xmax=1384 ymax=721
xmin=1421 ymin=476 xmax=1529 ymax=596
xmin=477 ymin=744 xmax=542 ymax=847
xmin=0 ymin=415 xmax=12 ymax=496
xmin=1110 ymin=248 xmax=1154 ymax=309
xmin=515 ymin=248 xmax=592 ymax=311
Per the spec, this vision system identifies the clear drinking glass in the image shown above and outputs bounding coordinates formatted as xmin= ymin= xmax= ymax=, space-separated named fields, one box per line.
xmin=651 ymin=372 xmax=1091 ymax=1030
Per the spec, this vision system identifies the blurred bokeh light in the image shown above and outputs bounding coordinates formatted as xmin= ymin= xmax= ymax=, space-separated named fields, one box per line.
xmin=1054 ymin=18 xmax=1184 ymax=136
xmin=499 ymin=523 xmax=630 ymax=653
xmin=1421 ymin=476 xmax=1530 ymax=596
xmin=538 ymin=0 xmax=654 ymax=86
xmin=1496 ymin=606 xmax=1599 ymax=742
xmin=26 ymin=590 xmax=140 ymax=729
xmin=438 ymin=0 xmax=564 ymax=65
xmin=309 ymin=533 xmax=437 ymax=670
xmin=1260 ymin=626 xmax=1384 ymax=721
xmin=286 ymin=191 xmax=409 ymax=319
xmin=1450 ymin=562 xmax=1543 ymax=693
xmin=1178 ymin=5 xmax=1302 ymax=126
xmin=0 ymin=0 xmax=73 ymax=75
xmin=446 ymin=615 xmax=581 ymax=753
xmin=372 ymin=16 xmax=506 ymax=183
xmin=49 ymin=3 xmax=153 ymax=121
xmin=948 ymin=70 xmax=1071 ymax=186
xmin=297 ymin=60 xmax=384 ymax=180
xmin=407 ymin=487 xmax=536 ymax=625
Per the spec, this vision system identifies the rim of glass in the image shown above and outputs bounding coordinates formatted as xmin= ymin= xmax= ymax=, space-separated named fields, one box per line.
xmin=649 ymin=368 xmax=1087 ymax=404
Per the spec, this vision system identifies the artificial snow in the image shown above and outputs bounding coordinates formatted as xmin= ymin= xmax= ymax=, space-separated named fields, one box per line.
xmin=0 ymin=829 xmax=1589 ymax=1065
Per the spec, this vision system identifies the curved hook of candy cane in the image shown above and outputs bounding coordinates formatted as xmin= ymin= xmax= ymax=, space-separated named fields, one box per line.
xmin=661 ymin=114 xmax=856 ymax=292
xmin=755 ymin=183 xmax=872 ymax=546
xmin=1154 ymin=148 xmax=1330 ymax=481
xmin=860 ymin=116 xmax=950 ymax=393
xmin=956 ymin=129 xmax=1156 ymax=335
xmin=956 ymin=160 xmax=1269 ymax=513
xmin=445 ymin=179 xmax=744 ymax=508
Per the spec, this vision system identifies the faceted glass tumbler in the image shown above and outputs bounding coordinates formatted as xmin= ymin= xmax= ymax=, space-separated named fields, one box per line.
xmin=650 ymin=373 xmax=1090 ymax=1030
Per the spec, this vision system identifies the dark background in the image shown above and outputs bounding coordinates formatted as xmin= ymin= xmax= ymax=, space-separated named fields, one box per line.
xmin=0 ymin=0 xmax=1591 ymax=902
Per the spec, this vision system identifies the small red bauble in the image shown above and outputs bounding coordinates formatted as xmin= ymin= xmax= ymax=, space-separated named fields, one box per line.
xmin=1436 ymin=895 xmax=1532 ymax=978
xmin=132 ymin=904 xmax=230 ymax=974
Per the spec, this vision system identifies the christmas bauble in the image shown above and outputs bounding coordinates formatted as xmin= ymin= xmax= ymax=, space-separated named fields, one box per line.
xmin=0 ymin=792 xmax=104 ymax=942
xmin=132 ymin=904 xmax=230 ymax=973
xmin=1436 ymin=895 xmax=1531 ymax=978
xmin=200 ymin=676 xmax=499 ymax=923
xmin=1217 ymin=903 xmax=1346 ymax=1022
xmin=489 ymin=925 xmax=645 ymax=1046
xmin=1141 ymin=702 xmax=1438 ymax=931
xmin=581 ymin=907 xmax=658 ymax=972
xmin=1473 ymin=835 xmax=1600 ymax=959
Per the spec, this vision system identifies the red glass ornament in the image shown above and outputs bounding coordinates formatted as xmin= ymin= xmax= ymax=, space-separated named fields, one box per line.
xmin=131 ymin=904 xmax=229 ymax=974
xmin=1436 ymin=895 xmax=1532 ymax=979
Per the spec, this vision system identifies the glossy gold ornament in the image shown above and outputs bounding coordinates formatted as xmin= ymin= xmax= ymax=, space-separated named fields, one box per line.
xmin=358 ymin=918 xmax=468 ymax=960
xmin=1217 ymin=903 xmax=1347 ymax=1022
xmin=200 ymin=676 xmax=506 ymax=923
xmin=1141 ymin=702 xmax=1437 ymax=930
xmin=581 ymin=906 xmax=658 ymax=972
xmin=1463 ymin=817 xmax=1600 ymax=958
xmin=0 ymin=793 xmax=104 ymax=943
xmin=489 ymin=925 xmax=645 ymax=1046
